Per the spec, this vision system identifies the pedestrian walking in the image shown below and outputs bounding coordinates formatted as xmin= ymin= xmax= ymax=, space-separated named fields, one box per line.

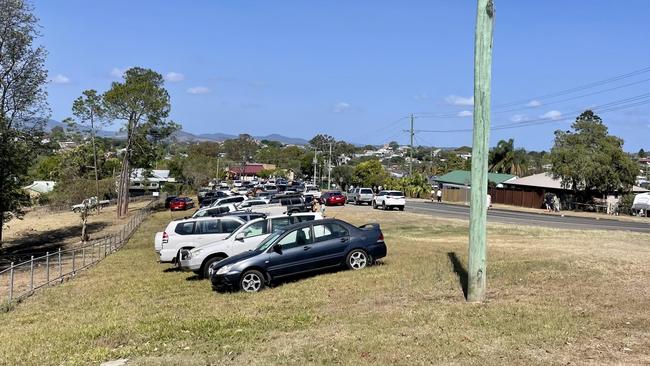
xmin=436 ymin=189 xmax=442 ymax=203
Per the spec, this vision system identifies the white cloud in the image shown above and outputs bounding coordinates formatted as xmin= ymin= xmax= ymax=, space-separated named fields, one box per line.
xmin=509 ymin=114 xmax=528 ymax=122
xmin=457 ymin=110 xmax=472 ymax=117
xmin=526 ymin=100 xmax=542 ymax=107
xmin=50 ymin=74 xmax=71 ymax=84
xmin=187 ymin=86 xmax=210 ymax=94
xmin=541 ymin=110 xmax=562 ymax=120
xmin=445 ymin=95 xmax=474 ymax=106
xmin=333 ymin=102 xmax=351 ymax=113
xmin=165 ymin=72 xmax=185 ymax=82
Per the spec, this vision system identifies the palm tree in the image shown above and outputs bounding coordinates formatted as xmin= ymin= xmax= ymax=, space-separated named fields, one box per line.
xmin=489 ymin=139 xmax=528 ymax=176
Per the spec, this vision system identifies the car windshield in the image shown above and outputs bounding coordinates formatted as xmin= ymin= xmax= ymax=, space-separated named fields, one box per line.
xmin=256 ymin=230 xmax=283 ymax=251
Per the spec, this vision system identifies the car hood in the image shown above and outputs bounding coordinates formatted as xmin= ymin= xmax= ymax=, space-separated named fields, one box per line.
xmin=216 ymin=249 xmax=262 ymax=268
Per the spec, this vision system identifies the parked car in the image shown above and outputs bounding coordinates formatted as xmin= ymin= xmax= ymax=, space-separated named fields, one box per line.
xmin=154 ymin=216 xmax=246 ymax=264
xmin=192 ymin=204 xmax=238 ymax=218
xmin=164 ymin=195 xmax=178 ymax=209
xmin=71 ymin=196 xmax=111 ymax=213
xmin=303 ymin=185 xmax=321 ymax=199
xmin=348 ymin=187 xmax=374 ymax=205
xmin=372 ymin=190 xmax=405 ymax=211
xmin=269 ymin=193 xmax=312 ymax=213
xmin=210 ymin=195 xmax=247 ymax=207
xmin=179 ymin=213 xmax=323 ymax=278
xmin=169 ymin=197 xmax=195 ymax=211
xmin=209 ymin=219 xmax=387 ymax=292
xmin=197 ymin=187 xmax=211 ymax=203
xmin=237 ymin=199 xmax=269 ymax=209
xmin=321 ymin=191 xmax=346 ymax=206
xmin=211 ymin=211 xmax=267 ymax=222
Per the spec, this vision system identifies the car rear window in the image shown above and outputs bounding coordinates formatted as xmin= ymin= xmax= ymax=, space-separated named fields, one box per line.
xmin=387 ymin=192 xmax=404 ymax=196
xmin=360 ymin=189 xmax=373 ymax=194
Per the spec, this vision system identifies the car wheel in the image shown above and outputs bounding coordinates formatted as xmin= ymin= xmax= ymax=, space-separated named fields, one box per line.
xmin=355 ymin=199 xmax=360 ymax=205
xmin=240 ymin=270 xmax=265 ymax=293
xmin=346 ymin=249 xmax=369 ymax=270
xmin=372 ymin=200 xmax=377 ymax=209
xmin=202 ymin=255 xmax=226 ymax=279
xmin=382 ymin=201 xmax=387 ymax=210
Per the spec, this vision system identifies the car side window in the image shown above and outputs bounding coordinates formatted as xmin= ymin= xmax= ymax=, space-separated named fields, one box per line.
xmin=243 ymin=220 xmax=268 ymax=238
xmin=194 ymin=210 xmax=207 ymax=218
xmin=200 ymin=219 xmax=221 ymax=234
xmin=270 ymin=217 xmax=292 ymax=233
xmin=221 ymin=219 xmax=242 ymax=233
xmin=277 ymin=227 xmax=312 ymax=249
xmin=313 ymin=223 xmax=349 ymax=243
xmin=175 ymin=222 xmax=195 ymax=235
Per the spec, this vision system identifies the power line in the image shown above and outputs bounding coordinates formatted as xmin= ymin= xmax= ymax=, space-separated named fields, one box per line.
xmin=415 ymin=92 xmax=650 ymax=133
xmin=415 ymin=65 xmax=650 ymax=118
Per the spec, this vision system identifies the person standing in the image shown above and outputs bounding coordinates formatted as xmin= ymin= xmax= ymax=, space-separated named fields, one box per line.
xmin=436 ymin=188 xmax=442 ymax=203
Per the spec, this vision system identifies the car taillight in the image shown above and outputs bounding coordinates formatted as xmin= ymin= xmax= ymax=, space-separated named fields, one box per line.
xmin=162 ymin=232 xmax=169 ymax=244
xmin=377 ymin=231 xmax=384 ymax=242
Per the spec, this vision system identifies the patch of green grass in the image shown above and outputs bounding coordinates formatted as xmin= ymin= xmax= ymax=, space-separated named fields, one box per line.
xmin=0 ymin=209 xmax=648 ymax=365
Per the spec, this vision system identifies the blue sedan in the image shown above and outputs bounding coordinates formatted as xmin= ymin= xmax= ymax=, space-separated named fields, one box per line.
xmin=209 ymin=218 xmax=387 ymax=292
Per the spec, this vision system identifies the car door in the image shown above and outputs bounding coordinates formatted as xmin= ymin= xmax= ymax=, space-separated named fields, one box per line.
xmin=309 ymin=223 xmax=350 ymax=268
xmin=193 ymin=219 xmax=221 ymax=246
xmin=266 ymin=226 xmax=314 ymax=278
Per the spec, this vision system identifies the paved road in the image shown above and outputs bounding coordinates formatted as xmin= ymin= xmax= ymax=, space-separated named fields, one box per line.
xmin=405 ymin=201 xmax=650 ymax=233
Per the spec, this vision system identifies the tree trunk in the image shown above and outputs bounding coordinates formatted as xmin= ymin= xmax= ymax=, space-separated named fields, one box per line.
xmin=81 ymin=210 xmax=89 ymax=242
xmin=91 ymin=118 xmax=100 ymax=200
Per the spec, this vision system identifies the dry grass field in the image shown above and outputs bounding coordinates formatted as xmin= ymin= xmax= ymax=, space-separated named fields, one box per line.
xmin=1 ymin=200 xmax=152 ymax=256
xmin=0 ymin=205 xmax=648 ymax=365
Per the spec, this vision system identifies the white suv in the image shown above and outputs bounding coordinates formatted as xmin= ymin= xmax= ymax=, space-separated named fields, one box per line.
xmin=154 ymin=216 xmax=245 ymax=264
xmin=303 ymin=185 xmax=321 ymax=199
xmin=372 ymin=190 xmax=406 ymax=211
xmin=179 ymin=212 xmax=323 ymax=278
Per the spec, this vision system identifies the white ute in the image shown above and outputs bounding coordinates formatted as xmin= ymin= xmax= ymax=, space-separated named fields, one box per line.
xmin=179 ymin=212 xmax=323 ymax=278
xmin=154 ymin=216 xmax=246 ymax=264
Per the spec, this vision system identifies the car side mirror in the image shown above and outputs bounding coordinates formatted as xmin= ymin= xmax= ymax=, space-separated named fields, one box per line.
xmin=235 ymin=232 xmax=245 ymax=241
xmin=272 ymin=244 xmax=282 ymax=254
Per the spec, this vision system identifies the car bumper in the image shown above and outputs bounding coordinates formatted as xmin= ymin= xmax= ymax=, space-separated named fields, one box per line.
xmin=159 ymin=249 xmax=176 ymax=263
xmin=211 ymin=272 xmax=241 ymax=292
xmin=384 ymin=199 xmax=405 ymax=206
xmin=367 ymin=242 xmax=387 ymax=260
xmin=179 ymin=257 xmax=201 ymax=271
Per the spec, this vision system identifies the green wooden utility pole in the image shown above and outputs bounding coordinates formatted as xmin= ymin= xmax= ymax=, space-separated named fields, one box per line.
xmin=468 ymin=0 xmax=494 ymax=302
xmin=409 ymin=113 xmax=414 ymax=176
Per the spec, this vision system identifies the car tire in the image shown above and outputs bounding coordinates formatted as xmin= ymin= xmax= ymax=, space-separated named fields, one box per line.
xmin=202 ymin=255 xmax=226 ymax=279
xmin=240 ymin=269 xmax=266 ymax=293
xmin=346 ymin=249 xmax=369 ymax=270
xmin=382 ymin=201 xmax=387 ymax=210
xmin=372 ymin=201 xmax=377 ymax=209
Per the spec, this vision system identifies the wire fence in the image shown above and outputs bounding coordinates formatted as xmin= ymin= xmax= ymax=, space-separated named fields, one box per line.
xmin=0 ymin=199 xmax=159 ymax=306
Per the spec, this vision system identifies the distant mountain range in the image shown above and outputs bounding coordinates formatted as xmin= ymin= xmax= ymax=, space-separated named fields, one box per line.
xmin=45 ymin=120 xmax=311 ymax=146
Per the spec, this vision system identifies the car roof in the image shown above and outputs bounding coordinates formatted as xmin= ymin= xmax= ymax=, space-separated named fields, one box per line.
xmin=175 ymin=215 xmax=245 ymax=223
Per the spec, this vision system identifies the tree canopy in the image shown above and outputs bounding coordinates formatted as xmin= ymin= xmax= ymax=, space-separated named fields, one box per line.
xmin=550 ymin=110 xmax=637 ymax=199
xmin=0 ymin=0 xmax=49 ymax=243
xmin=103 ymin=67 xmax=178 ymax=216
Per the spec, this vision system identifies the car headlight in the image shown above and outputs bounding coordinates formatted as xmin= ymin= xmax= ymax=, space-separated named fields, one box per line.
xmin=187 ymin=248 xmax=203 ymax=259
xmin=216 ymin=264 xmax=234 ymax=275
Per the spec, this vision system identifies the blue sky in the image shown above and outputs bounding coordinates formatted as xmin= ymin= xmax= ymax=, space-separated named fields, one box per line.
xmin=38 ymin=0 xmax=650 ymax=151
